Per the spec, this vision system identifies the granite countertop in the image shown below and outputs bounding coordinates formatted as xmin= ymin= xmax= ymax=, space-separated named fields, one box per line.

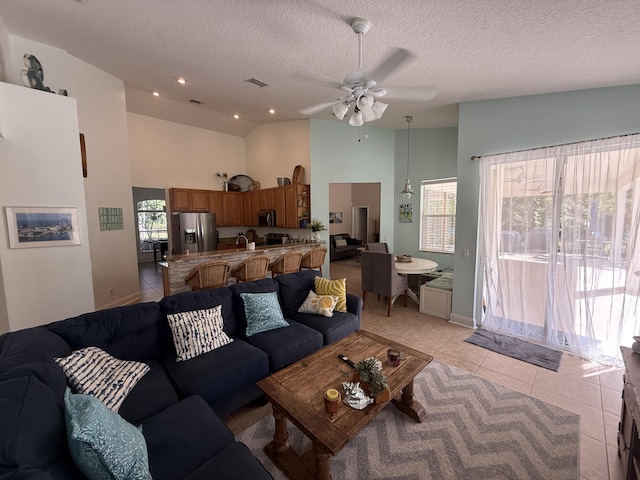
xmin=165 ymin=241 xmax=323 ymax=262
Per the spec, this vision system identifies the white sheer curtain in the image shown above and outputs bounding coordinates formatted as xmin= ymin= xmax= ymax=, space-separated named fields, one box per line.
xmin=479 ymin=134 xmax=640 ymax=364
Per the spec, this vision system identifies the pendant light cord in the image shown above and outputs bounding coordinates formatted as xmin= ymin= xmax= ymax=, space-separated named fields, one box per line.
xmin=406 ymin=116 xmax=412 ymax=178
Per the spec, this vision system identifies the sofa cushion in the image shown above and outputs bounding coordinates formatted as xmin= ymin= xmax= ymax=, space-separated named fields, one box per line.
xmin=55 ymin=347 xmax=149 ymax=412
xmin=183 ymin=442 xmax=273 ymax=480
xmin=275 ymin=270 xmax=320 ymax=317
xmin=286 ymin=310 xmax=360 ymax=346
xmin=0 ymin=328 xmax=71 ymax=370
xmin=162 ymin=339 xmax=268 ymax=407
xmin=64 ymin=388 xmax=152 ymax=480
xmin=118 ymin=360 xmax=179 ymax=425
xmin=335 ymin=238 xmax=347 ymax=247
xmin=228 ymin=278 xmax=279 ymax=335
xmin=244 ymin=321 xmax=323 ymax=372
xmin=297 ymin=290 xmax=339 ymax=317
xmin=160 ymin=287 xmax=239 ymax=337
xmin=48 ymin=302 xmax=165 ymax=361
xmin=241 ymin=292 xmax=289 ymax=337
xmin=314 ymin=277 xmax=347 ymax=312
xmin=0 ymin=362 xmax=69 ymax=399
xmin=0 ymin=377 xmax=66 ymax=476
xmin=141 ymin=396 xmax=233 ymax=480
xmin=166 ymin=306 xmax=233 ymax=361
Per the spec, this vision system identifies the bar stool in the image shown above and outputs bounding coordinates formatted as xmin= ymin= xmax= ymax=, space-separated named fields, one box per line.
xmin=269 ymin=251 xmax=304 ymax=277
xmin=299 ymin=247 xmax=327 ymax=275
xmin=230 ymin=255 xmax=270 ymax=283
xmin=184 ymin=261 xmax=231 ymax=291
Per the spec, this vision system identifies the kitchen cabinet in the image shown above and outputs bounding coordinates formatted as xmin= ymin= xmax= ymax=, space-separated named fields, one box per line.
xmin=208 ymin=191 xmax=224 ymax=223
xmin=250 ymin=191 xmax=260 ymax=226
xmin=618 ymin=347 xmax=640 ymax=480
xmin=222 ymin=192 xmax=242 ymax=226
xmin=170 ymin=188 xmax=209 ymax=212
xmin=274 ymin=187 xmax=286 ymax=227
xmin=242 ymin=193 xmax=253 ymax=226
xmin=284 ymin=185 xmax=298 ymax=228
xmin=295 ymin=184 xmax=311 ymax=228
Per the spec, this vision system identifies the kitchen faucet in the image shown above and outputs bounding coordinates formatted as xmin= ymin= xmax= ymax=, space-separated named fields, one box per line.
xmin=235 ymin=234 xmax=249 ymax=249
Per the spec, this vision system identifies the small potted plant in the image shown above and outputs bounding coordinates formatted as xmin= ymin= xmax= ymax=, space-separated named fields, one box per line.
xmin=308 ymin=219 xmax=326 ymax=242
xmin=354 ymin=356 xmax=390 ymax=403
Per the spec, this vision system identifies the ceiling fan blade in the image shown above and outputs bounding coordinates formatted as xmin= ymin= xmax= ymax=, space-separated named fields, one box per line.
xmin=293 ymin=70 xmax=344 ymax=90
xmin=365 ymin=48 xmax=415 ymax=84
xmin=383 ymin=87 xmax=437 ymax=102
xmin=299 ymin=100 xmax=344 ymax=115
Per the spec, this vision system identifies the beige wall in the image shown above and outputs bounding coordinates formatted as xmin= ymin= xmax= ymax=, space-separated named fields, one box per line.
xmin=5 ymin=35 xmax=139 ymax=310
xmin=128 ymin=113 xmax=246 ymax=190
xmin=245 ymin=120 xmax=310 ymax=188
xmin=0 ymin=82 xmax=95 ymax=332
xmin=352 ymin=183 xmax=381 ymax=243
xmin=328 ymin=184 xmax=352 ymax=235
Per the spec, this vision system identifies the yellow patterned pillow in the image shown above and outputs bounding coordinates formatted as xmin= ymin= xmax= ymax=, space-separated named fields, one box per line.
xmin=297 ymin=290 xmax=339 ymax=317
xmin=314 ymin=277 xmax=347 ymax=312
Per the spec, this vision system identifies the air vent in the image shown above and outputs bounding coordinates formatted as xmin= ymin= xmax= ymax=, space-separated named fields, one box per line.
xmin=244 ymin=77 xmax=269 ymax=88
xmin=189 ymin=99 xmax=204 ymax=104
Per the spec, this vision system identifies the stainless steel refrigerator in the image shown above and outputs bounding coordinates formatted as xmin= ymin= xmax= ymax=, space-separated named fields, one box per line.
xmin=171 ymin=212 xmax=217 ymax=254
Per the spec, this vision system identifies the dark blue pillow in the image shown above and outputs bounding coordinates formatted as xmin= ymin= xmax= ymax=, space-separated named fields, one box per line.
xmin=0 ymin=328 xmax=71 ymax=370
xmin=276 ymin=270 xmax=321 ymax=317
xmin=0 ymin=377 xmax=66 ymax=475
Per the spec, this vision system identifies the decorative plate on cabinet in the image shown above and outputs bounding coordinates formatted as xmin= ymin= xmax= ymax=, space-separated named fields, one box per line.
xmin=228 ymin=175 xmax=254 ymax=192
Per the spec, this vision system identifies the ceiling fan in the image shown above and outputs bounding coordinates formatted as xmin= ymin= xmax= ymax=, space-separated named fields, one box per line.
xmin=296 ymin=18 xmax=437 ymax=126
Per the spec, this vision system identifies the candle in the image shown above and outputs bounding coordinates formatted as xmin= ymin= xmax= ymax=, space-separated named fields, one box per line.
xmin=324 ymin=388 xmax=341 ymax=414
xmin=325 ymin=388 xmax=339 ymax=401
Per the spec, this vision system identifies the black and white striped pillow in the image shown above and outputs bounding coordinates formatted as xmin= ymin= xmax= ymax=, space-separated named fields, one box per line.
xmin=166 ymin=305 xmax=233 ymax=362
xmin=54 ymin=347 xmax=149 ymax=412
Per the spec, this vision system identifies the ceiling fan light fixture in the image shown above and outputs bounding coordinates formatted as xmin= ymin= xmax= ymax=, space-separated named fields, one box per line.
xmin=371 ymin=100 xmax=388 ymax=119
xmin=361 ymin=108 xmax=379 ymax=123
xmin=348 ymin=110 xmax=364 ymax=127
xmin=356 ymin=93 xmax=374 ymax=112
xmin=332 ymin=102 xmax=349 ymax=120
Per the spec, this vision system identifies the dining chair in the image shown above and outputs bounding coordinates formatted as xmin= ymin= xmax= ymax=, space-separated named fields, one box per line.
xmin=365 ymin=242 xmax=389 ymax=253
xmin=184 ymin=261 xmax=231 ymax=290
xmin=269 ymin=250 xmax=304 ymax=277
xmin=230 ymin=255 xmax=270 ymax=283
xmin=299 ymin=247 xmax=327 ymax=275
xmin=360 ymin=251 xmax=407 ymax=316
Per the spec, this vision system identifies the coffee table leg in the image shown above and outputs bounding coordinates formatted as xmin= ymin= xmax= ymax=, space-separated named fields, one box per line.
xmin=272 ymin=405 xmax=290 ymax=453
xmin=313 ymin=441 xmax=331 ymax=480
xmin=391 ymin=378 xmax=426 ymax=423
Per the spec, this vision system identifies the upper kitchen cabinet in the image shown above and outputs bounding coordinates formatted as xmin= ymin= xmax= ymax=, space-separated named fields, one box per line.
xmin=170 ymin=188 xmax=209 ymax=212
xmin=222 ymin=192 xmax=243 ymax=226
xmin=208 ymin=191 xmax=223 ymax=222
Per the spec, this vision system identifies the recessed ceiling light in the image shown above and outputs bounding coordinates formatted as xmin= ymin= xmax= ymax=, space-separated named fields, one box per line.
xmin=233 ymin=114 xmax=240 ymax=119
xmin=152 ymin=91 xmax=160 ymax=97
xmin=268 ymin=108 xmax=275 ymax=115
xmin=177 ymin=77 xmax=186 ymax=85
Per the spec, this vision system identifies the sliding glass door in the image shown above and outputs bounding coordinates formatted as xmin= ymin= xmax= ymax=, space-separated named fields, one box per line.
xmin=479 ymin=134 xmax=640 ymax=364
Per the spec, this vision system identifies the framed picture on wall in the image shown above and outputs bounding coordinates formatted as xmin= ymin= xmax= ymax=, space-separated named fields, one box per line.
xmin=5 ymin=206 xmax=80 ymax=248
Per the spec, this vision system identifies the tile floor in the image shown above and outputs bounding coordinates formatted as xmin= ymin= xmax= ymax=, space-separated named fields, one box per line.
xmin=137 ymin=260 xmax=626 ymax=480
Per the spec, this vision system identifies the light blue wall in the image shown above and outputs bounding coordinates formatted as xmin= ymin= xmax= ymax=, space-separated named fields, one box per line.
xmin=394 ymin=127 xmax=458 ymax=269
xmin=309 ymin=119 xmax=396 ymax=275
xmin=453 ymin=83 xmax=640 ymax=326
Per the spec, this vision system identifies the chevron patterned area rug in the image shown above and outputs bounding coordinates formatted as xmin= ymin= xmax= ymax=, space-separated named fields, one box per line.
xmin=236 ymin=360 xmax=580 ymax=480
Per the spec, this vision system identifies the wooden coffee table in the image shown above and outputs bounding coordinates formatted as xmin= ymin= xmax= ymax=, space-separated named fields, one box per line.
xmin=257 ymin=330 xmax=432 ymax=480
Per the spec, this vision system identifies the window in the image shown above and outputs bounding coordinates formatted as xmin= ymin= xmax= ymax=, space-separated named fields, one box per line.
xmin=420 ymin=179 xmax=457 ymax=253
xmin=137 ymin=199 xmax=167 ymax=251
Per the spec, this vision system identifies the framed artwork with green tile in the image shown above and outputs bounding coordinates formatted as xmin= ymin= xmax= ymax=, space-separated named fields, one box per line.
xmin=99 ymin=207 xmax=123 ymax=230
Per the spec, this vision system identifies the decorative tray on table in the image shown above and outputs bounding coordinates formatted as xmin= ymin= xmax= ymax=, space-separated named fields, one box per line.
xmin=396 ymin=254 xmax=413 ymax=263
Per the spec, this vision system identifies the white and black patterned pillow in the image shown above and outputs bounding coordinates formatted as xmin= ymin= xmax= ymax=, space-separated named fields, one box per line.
xmin=166 ymin=305 xmax=233 ymax=362
xmin=55 ymin=347 xmax=149 ymax=412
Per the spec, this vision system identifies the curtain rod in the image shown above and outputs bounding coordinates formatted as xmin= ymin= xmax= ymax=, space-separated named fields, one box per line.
xmin=470 ymin=132 xmax=640 ymax=161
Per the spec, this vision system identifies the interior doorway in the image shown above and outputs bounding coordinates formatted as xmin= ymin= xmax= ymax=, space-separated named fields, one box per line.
xmin=352 ymin=206 xmax=368 ymax=244
xmin=328 ymin=182 xmax=380 ymax=244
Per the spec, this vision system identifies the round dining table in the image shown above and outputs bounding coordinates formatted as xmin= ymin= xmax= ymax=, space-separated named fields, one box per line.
xmin=395 ymin=257 xmax=438 ymax=304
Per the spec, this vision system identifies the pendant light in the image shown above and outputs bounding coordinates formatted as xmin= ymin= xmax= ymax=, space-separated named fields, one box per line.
xmin=400 ymin=116 xmax=414 ymax=199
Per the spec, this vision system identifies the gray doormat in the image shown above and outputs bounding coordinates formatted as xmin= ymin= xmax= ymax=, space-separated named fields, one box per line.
xmin=465 ymin=329 xmax=562 ymax=371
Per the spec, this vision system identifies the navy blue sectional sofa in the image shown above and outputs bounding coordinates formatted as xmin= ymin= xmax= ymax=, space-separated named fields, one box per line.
xmin=0 ymin=270 xmax=362 ymax=480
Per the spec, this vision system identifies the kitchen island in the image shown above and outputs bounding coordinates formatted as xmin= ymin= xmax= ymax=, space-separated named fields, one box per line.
xmin=161 ymin=242 xmax=325 ymax=296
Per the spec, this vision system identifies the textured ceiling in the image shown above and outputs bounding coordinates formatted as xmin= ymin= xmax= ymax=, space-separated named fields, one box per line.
xmin=1 ymin=0 xmax=639 ymax=137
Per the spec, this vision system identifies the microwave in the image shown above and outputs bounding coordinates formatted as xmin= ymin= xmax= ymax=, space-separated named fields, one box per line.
xmin=257 ymin=210 xmax=275 ymax=227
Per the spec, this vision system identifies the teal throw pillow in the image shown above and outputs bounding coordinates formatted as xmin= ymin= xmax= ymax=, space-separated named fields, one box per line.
xmin=64 ymin=388 xmax=152 ymax=480
xmin=241 ymin=291 xmax=289 ymax=337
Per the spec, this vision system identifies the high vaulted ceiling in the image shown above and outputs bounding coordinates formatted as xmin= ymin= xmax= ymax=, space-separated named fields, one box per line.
xmin=1 ymin=1 xmax=639 ymax=137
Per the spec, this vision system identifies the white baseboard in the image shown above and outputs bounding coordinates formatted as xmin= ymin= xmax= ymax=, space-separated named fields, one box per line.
xmin=96 ymin=292 xmax=142 ymax=311
xmin=449 ymin=313 xmax=475 ymax=329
